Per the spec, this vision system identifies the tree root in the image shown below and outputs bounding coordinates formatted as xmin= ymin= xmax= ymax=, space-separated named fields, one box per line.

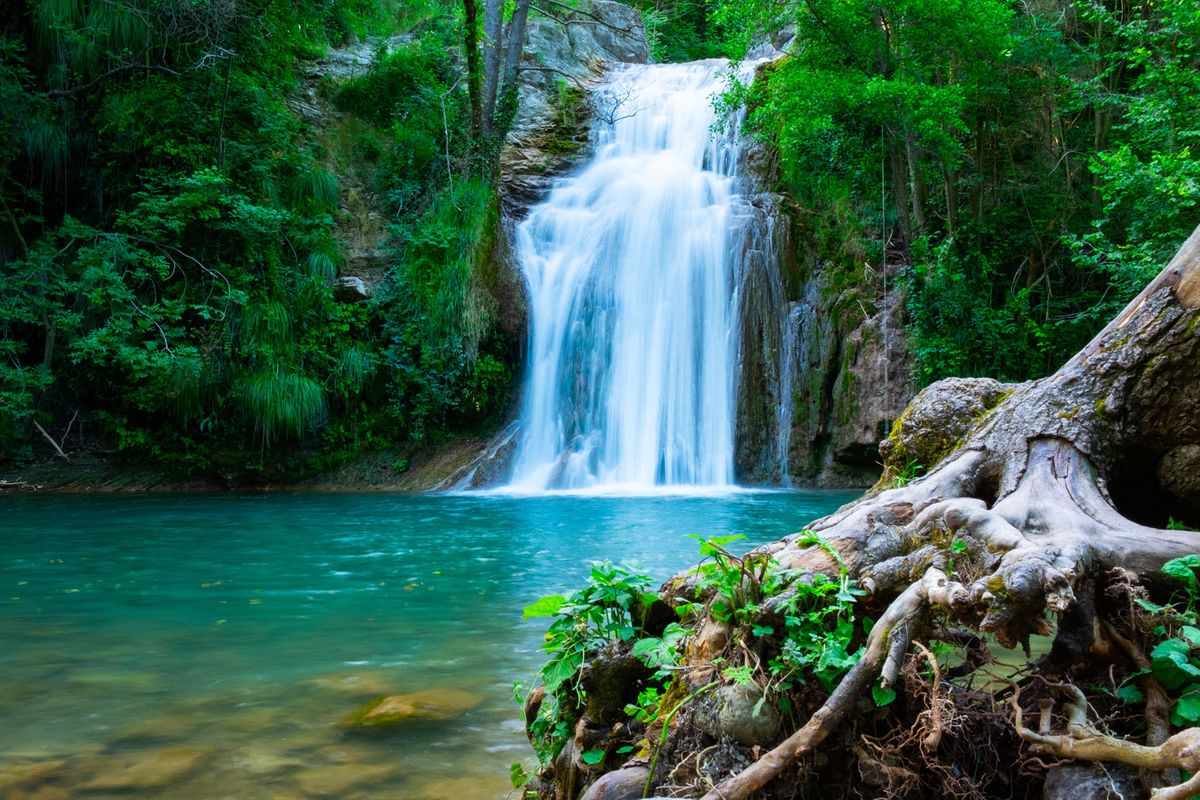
xmin=1010 ymin=680 xmax=1200 ymax=800
xmin=698 ymin=568 xmax=957 ymax=800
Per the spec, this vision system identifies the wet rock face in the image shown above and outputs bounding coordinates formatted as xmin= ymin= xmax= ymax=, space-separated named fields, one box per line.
xmin=500 ymin=0 xmax=649 ymax=213
xmin=732 ymin=68 xmax=916 ymax=489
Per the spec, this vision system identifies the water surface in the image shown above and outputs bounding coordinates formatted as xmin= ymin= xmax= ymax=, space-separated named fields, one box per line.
xmin=0 ymin=490 xmax=856 ymax=798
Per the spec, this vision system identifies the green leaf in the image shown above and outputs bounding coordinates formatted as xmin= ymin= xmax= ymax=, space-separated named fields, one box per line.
xmin=580 ymin=749 xmax=605 ymax=765
xmin=1163 ymin=555 xmax=1200 ymax=584
xmin=1173 ymin=695 xmax=1200 ymax=725
xmin=1181 ymin=626 xmax=1200 ymax=646
xmin=616 ymin=745 xmax=634 ymax=754
xmin=509 ymin=762 xmax=529 ymax=788
xmin=723 ymin=665 xmax=754 ymax=685
xmin=872 ymin=682 xmax=897 ymax=707
xmin=523 ymin=594 xmax=566 ymax=620
xmin=1115 ymin=684 xmax=1144 ymax=705
xmin=1151 ymin=638 xmax=1190 ymax=661
xmin=542 ymin=650 xmax=583 ymax=694
xmin=1135 ymin=597 xmax=1167 ymax=613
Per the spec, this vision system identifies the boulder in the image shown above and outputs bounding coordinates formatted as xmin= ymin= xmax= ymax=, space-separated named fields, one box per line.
xmin=341 ymin=688 xmax=481 ymax=727
xmin=333 ymin=276 xmax=370 ymax=302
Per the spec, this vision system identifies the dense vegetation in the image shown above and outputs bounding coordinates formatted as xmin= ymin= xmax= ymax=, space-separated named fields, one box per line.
xmin=717 ymin=0 xmax=1200 ymax=384
xmin=0 ymin=0 xmax=517 ymax=477
xmin=3 ymin=0 xmax=1198 ymax=480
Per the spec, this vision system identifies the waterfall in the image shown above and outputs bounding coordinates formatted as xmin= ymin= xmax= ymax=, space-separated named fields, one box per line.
xmin=507 ymin=60 xmax=758 ymax=492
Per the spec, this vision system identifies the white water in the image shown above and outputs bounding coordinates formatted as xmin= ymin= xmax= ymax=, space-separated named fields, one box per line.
xmin=508 ymin=60 xmax=757 ymax=491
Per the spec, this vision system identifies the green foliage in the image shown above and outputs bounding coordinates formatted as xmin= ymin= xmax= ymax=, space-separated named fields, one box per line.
xmin=686 ymin=534 xmax=787 ymax=624
xmin=1124 ymin=556 xmax=1200 ymax=726
xmin=769 ymin=569 xmax=864 ymax=694
xmin=714 ymin=0 xmax=1200 ymax=387
xmin=890 ymin=459 xmax=925 ymax=489
xmin=522 ymin=561 xmax=659 ymax=764
xmin=0 ymin=1 xmax=515 ymax=472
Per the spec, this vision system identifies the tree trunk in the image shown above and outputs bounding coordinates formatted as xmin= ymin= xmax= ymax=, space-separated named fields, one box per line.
xmin=534 ymin=226 xmax=1200 ymax=800
xmin=481 ymin=0 xmax=504 ymax=132
xmin=461 ymin=0 xmax=483 ymax=137
xmin=502 ymin=0 xmax=531 ymax=95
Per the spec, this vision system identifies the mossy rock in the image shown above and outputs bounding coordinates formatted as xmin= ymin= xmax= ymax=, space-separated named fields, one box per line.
xmin=341 ymin=688 xmax=481 ymax=727
xmin=877 ymin=377 xmax=1015 ymax=488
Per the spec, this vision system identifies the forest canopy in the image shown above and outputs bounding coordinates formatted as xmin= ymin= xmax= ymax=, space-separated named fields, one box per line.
xmin=1 ymin=0 xmax=1198 ymax=482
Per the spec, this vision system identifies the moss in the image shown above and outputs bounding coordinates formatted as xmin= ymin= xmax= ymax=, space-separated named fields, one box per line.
xmin=1056 ymin=405 xmax=1082 ymax=420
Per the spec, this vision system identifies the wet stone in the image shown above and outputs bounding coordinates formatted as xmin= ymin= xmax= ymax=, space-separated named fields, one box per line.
xmin=291 ymin=763 xmax=398 ymax=796
xmin=0 ymin=760 xmax=67 ymax=793
xmin=80 ymin=746 xmax=212 ymax=791
xmin=341 ymin=689 xmax=481 ymax=727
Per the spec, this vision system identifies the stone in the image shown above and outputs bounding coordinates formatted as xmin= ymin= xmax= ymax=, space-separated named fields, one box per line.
xmin=80 ymin=746 xmax=212 ymax=791
xmin=1159 ymin=444 xmax=1200 ymax=503
xmin=333 ymin=276 xmax=370 ymax=302
xmin=715 ymin=683 xmax=779 ymax=746
xmin=228 ymin=747 xmax=304 ymax=777
xmin=405 ymin=775 xmax=512 ymax=799
xmin=291 ymin=763 xmax=398 ymax=796
xmin=110 ymin=714 xmax=193 ymax=743
xmin=7 ymin=787 xmax=70 ymax=800
xmin=688 ymin=619 xmax=730 ymax=663
xmin=579 ymin=766 xmax=650 ymax=800
xmin=341 ymin=688 xmax=481 ymax=727
xmin=878 ymin=376 xmax=1013 ymax=478
xmin=0 ymin=760 xmax=67 ymax=793
xmin=1042 ymin=763 xmax=1146 ymax=800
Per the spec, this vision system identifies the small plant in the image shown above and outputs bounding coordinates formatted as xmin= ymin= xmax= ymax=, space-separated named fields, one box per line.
xmin=1120 ymin=555 xmax=1200 ymax=725
xmin=521 ymin=561 xmax=658 ymax=764
xmin=686 ymin=534 xmax=786 ymax=625
xmin=891 ymin=459 xmax=925 ymax=488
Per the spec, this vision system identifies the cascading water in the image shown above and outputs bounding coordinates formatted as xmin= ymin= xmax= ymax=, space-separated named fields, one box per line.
xmin=507 ymin=60 xmax=759 ymax=492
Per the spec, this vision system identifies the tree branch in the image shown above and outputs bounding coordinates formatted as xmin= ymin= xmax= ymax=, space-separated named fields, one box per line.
xmin=43 ymin=62 xmax=181 ymax=97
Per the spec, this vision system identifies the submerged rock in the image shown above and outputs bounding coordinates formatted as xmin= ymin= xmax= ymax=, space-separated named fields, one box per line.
xmin=80 ymin=745 xmax=212 ymax=791
xmin=291 ymin=763 xmax=398 ymax=796
xmin=0 ymin=760 xmax=67 ymax=794
xmin=405 ymin=775 xmax=513 ymax=799
xmin=341 ymin=688 xmax=481 ymax=727
xmin=310 ymin=670 xmax=394 ymax=696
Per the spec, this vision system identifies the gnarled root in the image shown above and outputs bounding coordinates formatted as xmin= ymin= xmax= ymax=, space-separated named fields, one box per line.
xmin=698 ymin=568 xmax=959 ymax=800
xmin=1011 ymin=681 xmax=1200 ymax=800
